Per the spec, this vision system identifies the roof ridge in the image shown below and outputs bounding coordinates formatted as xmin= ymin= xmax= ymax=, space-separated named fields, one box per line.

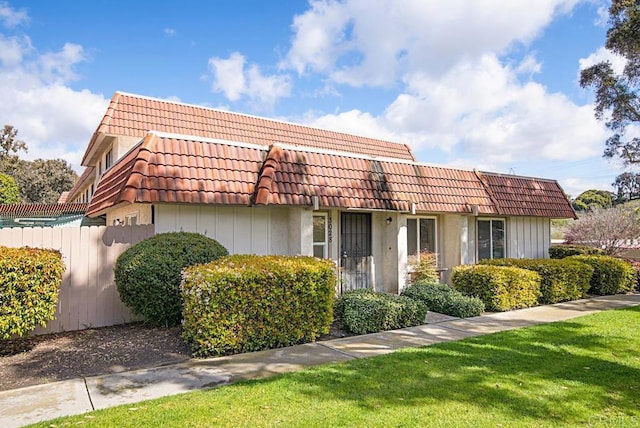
xmin=478 ymin=170 xmax=561 ymax=184
xmin=114 ymin=91 xmax=411 ymax=148
xmin=148 ymin=131 xmax=268 ymax=152
xmin=474 ymin=170 xmax=502 ymax=215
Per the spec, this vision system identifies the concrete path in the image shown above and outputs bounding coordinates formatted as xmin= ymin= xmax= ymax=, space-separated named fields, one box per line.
xmin=1 ymin=293 xmax=639 ymax=428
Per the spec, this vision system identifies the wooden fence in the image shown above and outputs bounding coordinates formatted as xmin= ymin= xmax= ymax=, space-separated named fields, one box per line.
xmin=0 ymin=225 xmax=155 ymax=334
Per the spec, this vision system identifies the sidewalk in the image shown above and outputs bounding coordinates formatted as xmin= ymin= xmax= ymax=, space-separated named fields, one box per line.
xmin=2 ymin=293 xmax=639 ymax=428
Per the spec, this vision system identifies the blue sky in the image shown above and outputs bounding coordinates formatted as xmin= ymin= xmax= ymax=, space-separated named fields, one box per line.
xmin=0 ymin=0 xmax=632 ymax=197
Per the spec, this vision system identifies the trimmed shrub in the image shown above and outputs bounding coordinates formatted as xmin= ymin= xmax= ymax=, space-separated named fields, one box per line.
xmin=451 ymin=265 xmax=540 ymax=311
xmin=115 ymin=232 xmax=228 ymax=327
xmin=181 ymin=255 xmax=335 ymax=357
xmin=407 ymin=251 xmax=439 ymax=284
xmin=335 ymin=289 xmax=428 ymax=334
xmin=566 ymin=255 xmax=636 ymax=295
xmin=0 ymin=246 xmax=65 ymax=339
xmin=480 ymin=258 xmax=593 ymax=304
xmin=623 ymin=259 xmax=640 ymax=291
xmin=0 ymin=173 xmax=20 ymax=204
xmin=549 ymin=244 xmax=606 ymax=259
xmin=401 ymin=280 xmax=485 ymax=317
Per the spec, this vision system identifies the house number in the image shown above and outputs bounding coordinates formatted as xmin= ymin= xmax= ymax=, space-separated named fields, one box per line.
xmin=328 ymin=216 xmax=332 ymax=243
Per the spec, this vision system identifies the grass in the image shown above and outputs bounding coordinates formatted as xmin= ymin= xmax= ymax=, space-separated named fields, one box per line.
xmin=36 ymin=307 xmax=640 ymax=427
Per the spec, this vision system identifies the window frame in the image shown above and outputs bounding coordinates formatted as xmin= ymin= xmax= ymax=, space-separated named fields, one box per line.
xmin=406 ymin=216 xmax=438 ymax=264
xmin=312 ymin=213 xmax=329 ymax=259
xmin=124 ymin=212 xmax=139 ymax=226
xmin=476 ymin=218 xmax=506 ymax=261
xmin=105 ymin=148 xmax=113 ymax=170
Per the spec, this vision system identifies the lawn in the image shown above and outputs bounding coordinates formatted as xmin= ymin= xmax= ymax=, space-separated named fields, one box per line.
xmin=36 ymin=307 xmax=640 ymax=427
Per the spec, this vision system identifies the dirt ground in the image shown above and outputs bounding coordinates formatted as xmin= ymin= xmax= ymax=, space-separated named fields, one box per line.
xmin=0 ymin=321 xmax=351 ymax=392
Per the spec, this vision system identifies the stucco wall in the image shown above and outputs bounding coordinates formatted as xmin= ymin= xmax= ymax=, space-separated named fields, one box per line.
xmin=106 ymin=203 xmax=153 ymax=226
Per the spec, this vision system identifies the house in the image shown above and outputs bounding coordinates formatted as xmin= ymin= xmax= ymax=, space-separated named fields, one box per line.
xmin=0 ymin=203 xmax=104 ymax=228
xmin=69 ymin=92 xmax=576 ymax=293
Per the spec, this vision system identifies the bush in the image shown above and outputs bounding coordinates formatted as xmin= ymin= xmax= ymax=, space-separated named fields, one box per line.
xmin=407 ymin=252 xmax=439 ymax=284
xmin=549 ymin=245 xmax=606 ymax=259
xmin=622 ymin=259 xmax=640 ymax=291
xmin=181 ymin=255 xmax=335 ymax=357
xmin=0 ymin=173 xmax=20 ymax=204
xmin=451 ymin=265 xmax=540 ymax=312
xmin=480 ymin=258 xmax=593 ymax=304
xmin=114 ymin=232 xmax=228 ymax=327
xmin=566 ymin=255 xmax=636 ymax=295
xmin=335 ymin=289 xmax=427 ymax=334
xmin=0 ymin=246 xmax=65 ymax=339
xmin=401 ymin=280 xmax=485 ymax=317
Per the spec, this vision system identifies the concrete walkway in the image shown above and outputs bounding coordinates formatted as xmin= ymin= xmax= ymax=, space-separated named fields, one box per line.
xmin=2 ymin=293 xmax=639 ymax=428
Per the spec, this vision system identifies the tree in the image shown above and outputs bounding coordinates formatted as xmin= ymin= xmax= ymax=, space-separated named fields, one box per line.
xmin=580 ymin=0 xmax=640 ymax=165
xmin=0 ymin=125 xmax=78 ymax=203
xmin=565 ymin=206 xmax=640 ymax=255
xmin=572 ymin=189 xmax=614 ymax=211
xmin=612 ymin=171 xmax=640 ymax=202
xmin=0 ymin=125 xmax=27 ymax=158
xmin=0 ymin=172 xmax=20 ymax=204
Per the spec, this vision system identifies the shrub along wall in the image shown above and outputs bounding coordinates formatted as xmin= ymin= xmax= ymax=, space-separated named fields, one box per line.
xmin=480 ymin=258 xmax=593 ymax=304
xmin=335 ymin=289 xmax=428 ymax=334
xmin=566 ymin=255 xmax=636 ymax=295
xmin=114 ymin=232 xmax=228 ymax=327
xmin=181 ymin=255 xmax=335 ymax=357
xmin=549 ymin=245 xmax=606 ymax=259
xmin=0 ymin=246 xmax=65 ymax=339
xmin=451 ymin=265 xmax=541 ymax=312
xmin=401 ymin=280 xmax=485 ymax=317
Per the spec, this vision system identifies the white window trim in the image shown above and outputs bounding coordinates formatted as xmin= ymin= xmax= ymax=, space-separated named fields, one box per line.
xmin=124 ymin=211 xmax=139 ymax=226
xmin=313 ymin=212 xmax=329 ymax=258
xmin=476 ymin=217 xmax=506 ymax=260
xmin=407 ymin=215 xmax=438 ymax=264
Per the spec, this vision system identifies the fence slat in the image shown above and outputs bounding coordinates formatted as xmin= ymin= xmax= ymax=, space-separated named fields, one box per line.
xmin=0 ymin=225 xmax=154 ymax=335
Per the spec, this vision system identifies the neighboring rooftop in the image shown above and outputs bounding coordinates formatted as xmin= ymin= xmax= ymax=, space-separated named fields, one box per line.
xmin=0 ymin=203 xmax=99 ymax=228
xmin=81 ymin=92 xmax=415 ymax=166
xmin=87 ymin=132 xmax=576 ymax=219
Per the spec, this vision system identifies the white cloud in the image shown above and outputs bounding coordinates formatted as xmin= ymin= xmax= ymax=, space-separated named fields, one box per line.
xmin=164 ymin=28 xmax=176 ymax=37
xmin=283 ymin=0 xmax=581 ymax=87
xmin=208 ymin=52 xmax=291 ymax=106
xmin=0 ymin=1 xmax=28 ymax=28
xmin=579 ymin=46 xmax=627 ymax=75
xmin=0 ymin=18 xmax=108 ymax=171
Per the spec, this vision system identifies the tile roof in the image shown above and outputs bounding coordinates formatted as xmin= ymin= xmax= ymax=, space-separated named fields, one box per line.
xmin=87 ymin=132 xmax=574 ymax=219
xmin=0 ymin=203 xmax=88 ymax=218
xmin=81 ymin=92 xmax=415 ymax=166
xmin=66 ymin=167 xmax=95 ymax=201
xmin=477 ymin=172 xmax=577 ymax=219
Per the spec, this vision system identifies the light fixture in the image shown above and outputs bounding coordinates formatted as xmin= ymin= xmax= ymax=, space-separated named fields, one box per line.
xmin=386 ymin=216 xmax=393 ymax=225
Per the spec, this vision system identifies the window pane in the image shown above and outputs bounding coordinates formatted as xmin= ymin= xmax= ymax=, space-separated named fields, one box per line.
xmin=313 ymin=216 xmax=326 ymax=243
xmin=492 ymin=220 xmax=505 ymax=259
xmin=313 ymin=245 xmax=324 ymax=258
xmin=419 ymin=218 xmax=436 ymax=253
xmin=407 ymin=219 xmax=417 ymax=256
xmin=477 ymin=220 xmax=491 ymax=261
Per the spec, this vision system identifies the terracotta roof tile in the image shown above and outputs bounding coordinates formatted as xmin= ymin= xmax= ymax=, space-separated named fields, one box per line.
xmin=66 ymin=167 xmax=95 ymax=201
xmin=87 ymin=133 xmax=575 ymax=219
xmin=82 ymin=92 xmax=414 ymax=166
xmin=0 ymin=203 xmax=88 ymax=217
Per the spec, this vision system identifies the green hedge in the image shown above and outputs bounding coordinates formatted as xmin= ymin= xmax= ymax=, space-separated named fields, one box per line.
xmin=480 ymin=258 xmax=593 ymax=304
xmin=549 ymin=245 xmax=605 ymax=259
xmin=401 ymin=280 xmax=485 ymax=317
xmin=451 ymin=265 xmax=540 ymax=311
xmin=181 ymin=255 xmax=335 ymax=357
xmin=0 ymin=246 xmax=65 ymax=339
xmin=335 ymin=289 xmax=428 ymax=334
xmin=115 ymin=232 xmax=228 ymax=327
xmin=566 ymin=255 xmax=636 ymax=295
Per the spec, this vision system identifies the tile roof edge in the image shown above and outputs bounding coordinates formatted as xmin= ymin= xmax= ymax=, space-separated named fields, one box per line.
xmin=148 ymin=131 xmax=268 ymax=152
xmin=80 ymin=92 xmax=121 ymax=166
xmin=114 ymin=91 xmax=411 ymax=148
xmin=478 ymin=170 xmax=563 ymax=183
xmin=474 ymin=170 xmax=502 ymax=215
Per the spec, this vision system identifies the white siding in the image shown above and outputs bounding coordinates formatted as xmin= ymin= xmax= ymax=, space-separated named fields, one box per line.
xmin=155 ymin=204 xmax=296 ymax=255
xmin=507 ymin=217 xmax=550 ymax=259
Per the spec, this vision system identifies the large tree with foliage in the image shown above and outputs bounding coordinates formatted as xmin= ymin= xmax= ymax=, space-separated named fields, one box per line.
xmin=612 ymin=171 xmax=640 ymax=202
xmin=580 ymin=0 xmax=640 ymax=165
xmin=572 ymin=189 xmax=614 ymax=211
xmin=565 ymin=206 xmax=640 ymax=255
xmin=0 ymin=172 xmax=20 ymax=204
xmin=0 ymin=125 xmax=78 ymax=203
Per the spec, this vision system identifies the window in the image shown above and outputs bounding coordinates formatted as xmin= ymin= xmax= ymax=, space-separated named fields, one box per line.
xmin=105 ymin=148 xmax=113 ymax=170
xmin=124 ymin=213 xmax=138 ymax=226
xmin=477 ymin=219 xmax=505 ymax=260
xmin=407 ymin=217 xmax=436 ymax=264
xmin=313 ymin=214 xmax=328 ymax=258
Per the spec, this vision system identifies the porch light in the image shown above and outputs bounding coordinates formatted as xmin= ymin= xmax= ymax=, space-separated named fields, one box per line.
xmin=386 ymin=216 xmax=393 ymax=225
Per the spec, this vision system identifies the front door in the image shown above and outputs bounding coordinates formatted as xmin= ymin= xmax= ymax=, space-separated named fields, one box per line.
xmin=340 ymin=212 xmax=372 ymax=292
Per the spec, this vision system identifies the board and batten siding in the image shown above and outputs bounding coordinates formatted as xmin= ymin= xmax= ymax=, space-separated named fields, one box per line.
xmin=154 ymin=204 xmax=292 ymax=255
xmin=506 ymin=217 xmax=551 ymax=259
